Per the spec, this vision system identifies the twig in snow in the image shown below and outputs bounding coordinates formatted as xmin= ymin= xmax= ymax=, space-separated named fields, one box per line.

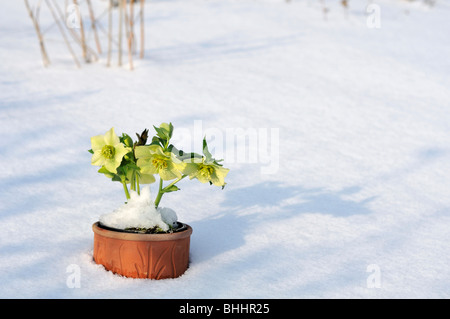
xmin=51 ymin=0 xmax=98 ymax=61
xmin=24 ymin=0 xmax=50 ymax=67
xmin=140 ymin=0 xmax=144 ymax=59
xmin=118 ymin=0 xmax=124 ymax=66
xmin=45 ymin=0 xmax=81 ymax=68
xmin=72 ymin=0 xmax=88 ymax=62
xmin=123 ymin=0 xmax=134 ymax=70
xmin=107 ymin=0 xmax=113 ymax=67
xmin=86 ymin=0 xmax=102 ymax=54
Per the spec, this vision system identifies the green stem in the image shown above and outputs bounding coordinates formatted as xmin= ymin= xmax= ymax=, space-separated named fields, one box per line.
xmin=122 ymin=181 xmax=130 ymax=201
xmin=154 ymin=177 xmax=164 ymax=209
xmin=154 ymin=174 xmax=188 ymax=209
xmin=130 ymin=176 xmax=135 ymax=192
xmin=136 ymin=173 xmax=140 ymax=195
xmin=164 ymin=174 xmax=187 ymax=191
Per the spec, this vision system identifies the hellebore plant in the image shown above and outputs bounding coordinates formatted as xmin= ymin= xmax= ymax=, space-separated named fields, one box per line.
xmin=89 ymin=123 xmax=229 ymax=211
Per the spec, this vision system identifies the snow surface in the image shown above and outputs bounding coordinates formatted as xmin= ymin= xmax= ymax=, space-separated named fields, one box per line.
xmin=99 ymin=186 xmax=178 ymax=231
xmin=1 ymin=0 xmax=450 ymax=298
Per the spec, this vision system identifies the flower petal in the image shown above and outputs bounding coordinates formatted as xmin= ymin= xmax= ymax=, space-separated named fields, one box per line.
xmin=125 ymin=169 xmax=156 ymax=185
xmin=148 ymin=144 xmax=165 ymax=156
xmin=104 ymin=158 xmax=120 ymax=173
xmin=214 ymin=165 xmax=230 ymax=181
xmin=210 ymin=173 xmax=221 ymax=186
xmin=135 ymin=145 xmax=151 ymax=159
xmin=172 ymin=161 xmax=186 ymax=174
xmin=114 ymin=143 xmax=130 ymax=163
xmin=137 ymin=158 xmax=158 ymax=175
xmin=183 ymin=163 xmax=200 ymax=177
xmin=91 ymin=135 xmax=106 ymax=151
xmin=104 ymin=127 xmax=120 ymax=146
xmin=195 ymin=173 xmax=210 ymax=184
xmin=159 ymin=163 xmax=181 ymax=180
xmin=139 ymin=173 xmax=156 ymax=184
xmin=158 ymin=169 xmax=177 ymax=181
xmin=211 ymin=166 xmax=229 ymax=186
xmin=91 ymin=150 xmax=105 ymax=166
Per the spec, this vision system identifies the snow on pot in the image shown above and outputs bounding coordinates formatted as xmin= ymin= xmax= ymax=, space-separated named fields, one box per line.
xmin=88 ymin=124 xmax=229 ymax=279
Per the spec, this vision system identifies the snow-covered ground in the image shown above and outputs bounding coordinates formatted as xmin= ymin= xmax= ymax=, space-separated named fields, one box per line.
xmin=1 ymin=0 xmax=449 ymax=298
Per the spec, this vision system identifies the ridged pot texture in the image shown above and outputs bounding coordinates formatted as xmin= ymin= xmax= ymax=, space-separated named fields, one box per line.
xmin=92 ymin=222 xmax=193 ymax=279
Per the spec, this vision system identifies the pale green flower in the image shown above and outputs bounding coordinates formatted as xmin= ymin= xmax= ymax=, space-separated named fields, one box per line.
xmin=91 ymin=128 xmax=131 ymax=173
xmin=135 ymin=144 xmax=185 ymax=181
xmin=184 ymin=157 xmax=229 ymax=187
xmin=126 ymin=169 xmax=156 ymax=185
xmin=182 ymin=137 xmax=229 ymax=187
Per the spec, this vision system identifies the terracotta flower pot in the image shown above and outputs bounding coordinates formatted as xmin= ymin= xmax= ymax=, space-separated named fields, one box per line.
xmin=92 ymin=222 xmax=193 ymax=279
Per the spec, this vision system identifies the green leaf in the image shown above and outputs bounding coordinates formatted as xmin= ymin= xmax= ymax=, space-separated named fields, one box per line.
xmin=168 ymin=144 xmax=202 ymax=162
xmin=168 ymin=122 xmax=174 ymax=139
xmin=202 ymin=137 xmax=213 ymax=161
xmin=98 ymin=166 xmax=117 ymax=179
xmin=123 ymin=152 xmax=134 ymax=161
xmin=213 ymin=159 xmax=224 ymax=166
xmin=162 ymin=185 xmax=180 ymax=193
xmin=179 ymin=152 xmax=203 ymax=162
xmin=112 ymin=175 xmax=122 ymax=182
xmin=159 ymin=122 xmax=173 ymax=138
xmin=150 ymin=136 xmax=163 ymax=147
xmin=116 ymin=166 xmax=129 ymax=181
xmin=88 ymin=149 xmax=94 ymax=154
xmin=153 ymin=125 xmax=169 ymax=141
xmin=120 ymin=133 xmax=134 ymax=148
xmin=201 ymin=137 xmax=225 ymax=165
xmin=167 ymin=144 xmax=181 ymax=156
xmin=124 ymin=162 xmax=140 ymax=171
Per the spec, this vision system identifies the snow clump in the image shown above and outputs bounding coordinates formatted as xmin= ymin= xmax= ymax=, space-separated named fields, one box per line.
xmin=99 ymin=186 xmax=178 ymax=231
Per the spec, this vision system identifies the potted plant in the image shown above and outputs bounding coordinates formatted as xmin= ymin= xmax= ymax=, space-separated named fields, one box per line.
xmin=89 ymin=123 xmax=229 ymax=279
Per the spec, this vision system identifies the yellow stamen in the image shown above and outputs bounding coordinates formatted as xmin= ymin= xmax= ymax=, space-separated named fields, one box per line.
xmin=199 ymin=164 xmax=214 ymax=178
xmin=152 ymin=158 xmax=168 ymax=170
xmin=101 ymin=145 xmax=115 ymax=160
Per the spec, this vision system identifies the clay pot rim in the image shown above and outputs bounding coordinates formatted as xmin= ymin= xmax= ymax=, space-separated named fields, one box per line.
xmin=92 ymin=222 xmax=193 ymax=242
